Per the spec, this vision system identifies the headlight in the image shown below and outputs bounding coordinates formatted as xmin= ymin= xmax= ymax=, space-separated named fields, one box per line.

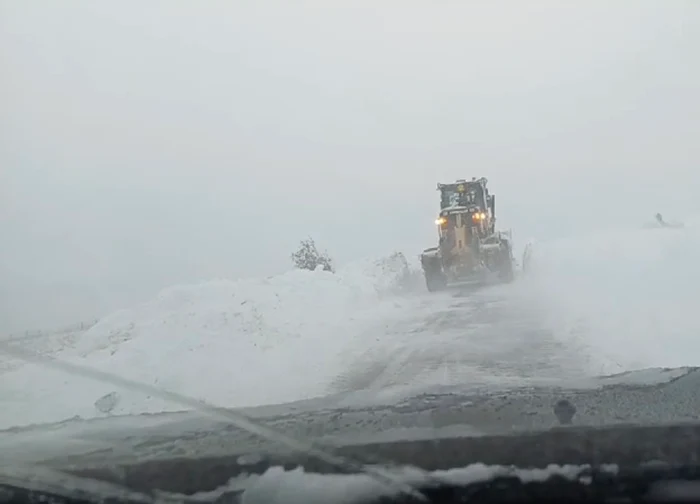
xmin=435 ymin=217 xmax=447 ymax=225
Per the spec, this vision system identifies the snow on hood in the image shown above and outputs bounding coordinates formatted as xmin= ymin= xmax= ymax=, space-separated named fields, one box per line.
xmin=188 ymin=463 xmax=616 ymax=504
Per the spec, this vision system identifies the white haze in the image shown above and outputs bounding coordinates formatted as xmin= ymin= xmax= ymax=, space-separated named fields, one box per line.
xmin=1 ymin=1 xmax=698 ymax=333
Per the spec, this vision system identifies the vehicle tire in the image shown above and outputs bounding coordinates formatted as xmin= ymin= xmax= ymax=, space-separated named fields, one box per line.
xmin=425 ymin=270 xmax=447 ymax=292
xmin=498 ymin=246 xmax=515 ymax=283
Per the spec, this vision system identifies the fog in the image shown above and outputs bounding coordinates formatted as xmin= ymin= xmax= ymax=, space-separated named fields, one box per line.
xmin=1 ymin=1 xmax=698 ymax=333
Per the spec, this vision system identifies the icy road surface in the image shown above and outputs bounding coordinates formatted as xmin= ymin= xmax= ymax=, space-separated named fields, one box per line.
xmin=0 ymin=218 xmax=698 ymax=429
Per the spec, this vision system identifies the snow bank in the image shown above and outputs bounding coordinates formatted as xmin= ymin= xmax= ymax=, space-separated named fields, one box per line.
xmin=512 ymin=215 xmax=700 ymax=374
xmin=0 ymin=253 xmax=421 ymax=429
xmin=192 ymin=463 xmax=616 ymax=504
xmin=74 ymin=252 xmax=415 ymax=358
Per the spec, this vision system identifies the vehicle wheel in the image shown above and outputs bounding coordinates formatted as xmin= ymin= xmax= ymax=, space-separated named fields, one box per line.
xmin=498 ymin=247 xmax=514 ymax=283
xmin=499 ymin=265 xmax=514 ymax=283
xmin=425 ymin=270 xmax=447 ymax=292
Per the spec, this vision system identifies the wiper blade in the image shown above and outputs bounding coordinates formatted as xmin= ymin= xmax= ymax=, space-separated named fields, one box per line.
xmin=0 ymin=465 xmax=156 ymax=504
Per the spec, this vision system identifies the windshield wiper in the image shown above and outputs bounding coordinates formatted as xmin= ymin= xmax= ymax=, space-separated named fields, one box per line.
xmin=0 ymin=465 xmax=156 ymax=504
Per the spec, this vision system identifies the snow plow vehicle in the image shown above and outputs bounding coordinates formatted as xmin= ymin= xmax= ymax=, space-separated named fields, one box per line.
xmin=420 ymin=177 xmax=514 ymax=292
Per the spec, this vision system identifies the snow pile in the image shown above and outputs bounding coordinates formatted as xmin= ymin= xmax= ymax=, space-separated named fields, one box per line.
xmin=0 ymin=254 xmax=425 ymax=429
xmin=72 ymin=257 xmax=411 ymax=358
xmin=513 ymin=216 xmax=700 ymax=374
xmin=192 ymin=463 xmax=616 ymax=504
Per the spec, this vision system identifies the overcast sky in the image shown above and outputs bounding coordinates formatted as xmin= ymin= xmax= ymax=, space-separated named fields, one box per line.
xmin=1 ymin=1 xmax=698 ymax=333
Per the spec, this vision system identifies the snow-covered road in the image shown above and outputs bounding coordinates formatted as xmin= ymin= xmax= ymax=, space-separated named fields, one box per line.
xmin=1 ymin=218 xmax=699 ymax=430
xmin=328 ymin=288 xmax=591 ymax=397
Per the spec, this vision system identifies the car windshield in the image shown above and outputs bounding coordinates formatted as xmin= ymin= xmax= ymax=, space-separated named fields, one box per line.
xmin=1 ymin=2 xmax=698 ymax=500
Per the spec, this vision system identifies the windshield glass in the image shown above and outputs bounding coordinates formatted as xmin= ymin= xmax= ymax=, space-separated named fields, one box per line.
xmin=1 ymin=1 xmax=699 ymax=497
xmin=440 ymin=186 xmax=482 ymax=209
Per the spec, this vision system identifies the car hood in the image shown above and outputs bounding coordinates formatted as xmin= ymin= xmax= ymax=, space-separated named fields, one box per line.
xmin=2 ymin=365 xmax=699 ymax=470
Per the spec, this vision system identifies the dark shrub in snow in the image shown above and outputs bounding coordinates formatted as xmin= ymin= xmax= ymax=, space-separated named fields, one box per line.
xmin=291 ymin=238 xmax=334 ymax=273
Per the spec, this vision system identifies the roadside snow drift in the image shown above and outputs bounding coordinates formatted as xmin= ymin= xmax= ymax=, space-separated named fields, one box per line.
xmin=512 ymin=216 xmax=700 ymax=374
xmin=0 ymin=253 xmax=421 ymax=429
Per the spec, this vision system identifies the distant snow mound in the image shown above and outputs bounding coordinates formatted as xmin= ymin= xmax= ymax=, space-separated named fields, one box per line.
xmin=514 ymin=216 xmax=700 ymax=373
xmin=643 ymin=214 xmax=685 ymax=229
